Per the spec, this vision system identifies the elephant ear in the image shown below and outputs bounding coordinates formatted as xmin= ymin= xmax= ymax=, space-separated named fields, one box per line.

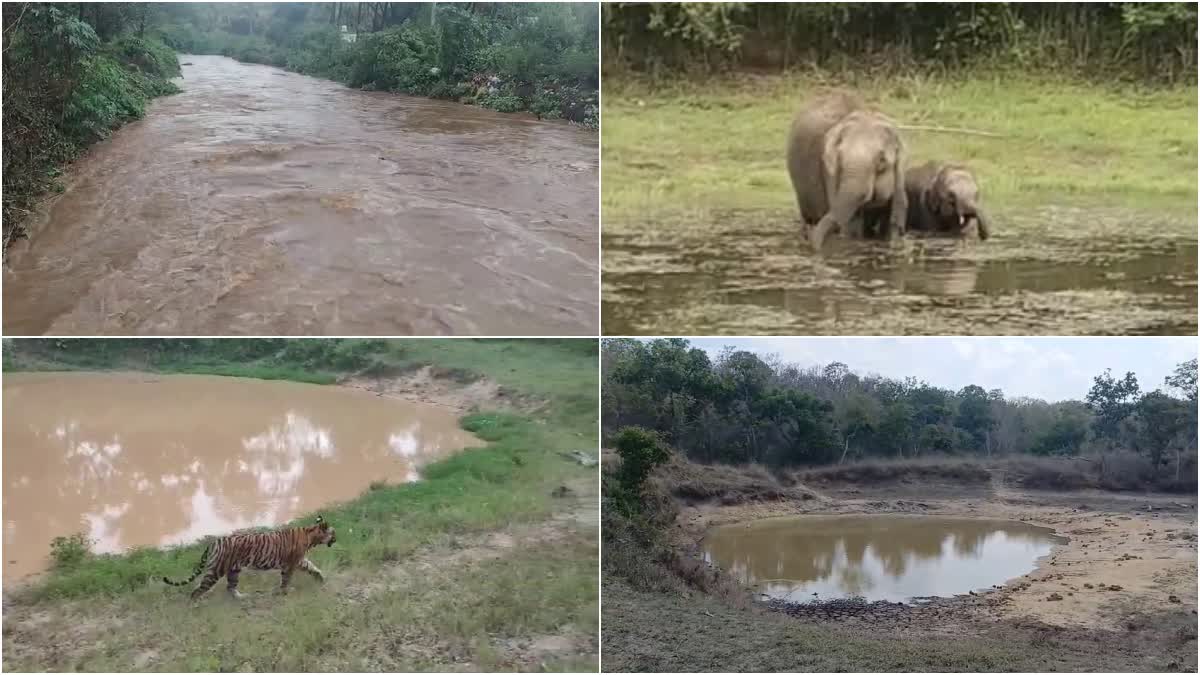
xmin=821 ymin=117 xmax=848 ymax=204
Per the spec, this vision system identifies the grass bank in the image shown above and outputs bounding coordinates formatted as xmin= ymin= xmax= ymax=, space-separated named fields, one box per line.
xmin=602 ymin=73 xmax=1197 ymax=227
xmin=2 ymin=7 xmax=181 ymax=251
xmin=1 ymin=338 xmax=598 ymax=671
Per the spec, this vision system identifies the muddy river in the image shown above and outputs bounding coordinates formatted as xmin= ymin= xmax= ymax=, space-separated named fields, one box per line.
xmin=3 ymin=55 xmax=598 ymax=336
xmin=1 ymin=372 xmax=479 ymax=578
xmin=602 ymin=205 xmax=1197 ymax=335
xmin=702 ymin=515 xmax=1066 ymax=603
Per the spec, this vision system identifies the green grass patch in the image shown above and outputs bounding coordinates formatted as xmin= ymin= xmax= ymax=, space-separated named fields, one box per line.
xmin=602 ymin=73 xmax=1197 ymax=228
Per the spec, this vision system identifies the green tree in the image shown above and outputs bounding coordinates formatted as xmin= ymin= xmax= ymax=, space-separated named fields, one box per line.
xmin=1085 ymin=369 xmax=1140 ymax=447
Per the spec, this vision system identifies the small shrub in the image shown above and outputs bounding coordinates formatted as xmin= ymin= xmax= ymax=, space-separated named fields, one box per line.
xmin=531 ymin=90 xmax=563 ymax=119
xmin=49 ymin=533 xmax=92 ymax=568
xmin=479 ymin=94 xmax=524 ymax=113
xmin=613 ymin=427 xmax=671 ymax=515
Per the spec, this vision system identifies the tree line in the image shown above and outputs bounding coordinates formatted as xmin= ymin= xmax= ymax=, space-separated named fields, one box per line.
xmin=603 ymin=339 xmax=1197 ymax=488
xmin=603 ymin=2 xmax=1197 ymax=83
xmin=155 ymin=2 xmax=598 ymax=123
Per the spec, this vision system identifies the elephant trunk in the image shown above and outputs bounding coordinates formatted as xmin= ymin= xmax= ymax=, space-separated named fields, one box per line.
xmin=971 ymin=206 xmax=991 ymax=240
xmin=810 ymin=174 xmax=871 ymax=251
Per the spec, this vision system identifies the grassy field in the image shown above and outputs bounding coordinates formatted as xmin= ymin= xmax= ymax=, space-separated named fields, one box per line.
xmin=602 ymin=73 xmax=1198 ymax=226
xmin=1 ymin=339 xmax=598 ymax=671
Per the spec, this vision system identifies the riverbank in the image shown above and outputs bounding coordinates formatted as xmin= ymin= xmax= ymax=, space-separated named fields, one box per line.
xmin=601 ymin=73 xmax=1198 ymax=336
xmin=2 ymin=28 xmax=181 ymax=255
xmin=602 ymin=458 xmax=1197 ymax=672
xmin=160 ymin=5 xmax=598 ymax=127
xmin=2 ymin=339 xmax=599 ymax=671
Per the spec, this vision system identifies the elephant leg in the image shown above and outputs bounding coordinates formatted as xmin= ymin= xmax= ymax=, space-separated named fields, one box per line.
xmin=888 ymin=191 xmax=908 ymax=240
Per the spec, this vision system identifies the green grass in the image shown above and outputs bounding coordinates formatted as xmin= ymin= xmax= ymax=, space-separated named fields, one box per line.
xmin=602 ymin=73 xmax=1197 ymax=227
xmin=2 ymin=338 xmax=598 ymax=671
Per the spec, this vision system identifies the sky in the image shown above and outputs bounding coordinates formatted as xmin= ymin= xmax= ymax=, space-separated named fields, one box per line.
xmin=683 ymin=337 xmax=1198 ymax=402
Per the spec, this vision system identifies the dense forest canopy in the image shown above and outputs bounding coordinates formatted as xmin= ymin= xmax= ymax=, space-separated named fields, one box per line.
xmin=603 ymin=2 xmax=1197 ymax=83
xmin=602 ymin=339 xmax=1197 ymax=489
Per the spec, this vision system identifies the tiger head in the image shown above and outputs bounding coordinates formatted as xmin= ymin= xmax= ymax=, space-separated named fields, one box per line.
xmin=312 ymin=515 xmax=337 ymax=547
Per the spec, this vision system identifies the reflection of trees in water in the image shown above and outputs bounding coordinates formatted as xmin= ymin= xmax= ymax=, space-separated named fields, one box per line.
xmin=3 ymin=378 xmax=473 ymax=576
xmin=709 ymin=518 xmax=1055 ymax=593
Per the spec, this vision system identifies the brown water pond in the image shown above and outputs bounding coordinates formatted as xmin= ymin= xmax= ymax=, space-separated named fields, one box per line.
xmin=3 ymin=54 xmax=598 ymax=336
xmin=1 ymin=372 xmax=478 ymax=579
xmin=603 ymin=206 xmax=1197 ymax=335
xmin=702 ymin=515 xmax=1067 ymax=604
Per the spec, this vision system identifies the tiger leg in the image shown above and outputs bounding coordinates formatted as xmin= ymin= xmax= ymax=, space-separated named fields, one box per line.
xmin=299 ymin=557 xmax=325 ymax=583
xmin=277 ymin=566 xmax=294 ymax=595
xmin=190 ymin=569 xmax=220 ymax=601
xmin=226 ymin=567 xmax=244 ymax=599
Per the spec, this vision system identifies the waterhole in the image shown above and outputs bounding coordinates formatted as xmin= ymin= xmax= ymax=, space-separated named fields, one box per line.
xmin=702 ymin=515 xmax=1067 ymax=604
xmin=603 ymin=205 xmax=1197 ymax=335
xmin=1 ymin=372 xmax=479 ymax=578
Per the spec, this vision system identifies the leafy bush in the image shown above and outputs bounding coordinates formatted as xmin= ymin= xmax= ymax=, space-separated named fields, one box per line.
xmin=614 ymin=427 xmax=671 ymax=507
xmin=50 ymin=533 xmax=92 ymax=568
xmin=2 ymin=5 xmax=180 ymax=248
xmin=110 ymin=36 xmax=181 ymax=78
xmin=478 ymin=94 xmax=524 ymax=113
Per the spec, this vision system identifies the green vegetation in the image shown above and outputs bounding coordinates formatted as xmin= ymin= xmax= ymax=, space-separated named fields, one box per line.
xmin=158 ymin=3 xmax=598 ymax=124
xmin=602 ymin=76 xmax=1197 ymax=226
xmin=603 ymin=3 xmax=1196 ymax=83
xmin=2 ymin=4 xmax=182 ymax=250
xmin=603 ymin=338 xmax=1197 ymax=492
xmin=601 ymin=3 xmax=1197 ymax=227
xmin=2 ymin=338 xmax=598 ymax=671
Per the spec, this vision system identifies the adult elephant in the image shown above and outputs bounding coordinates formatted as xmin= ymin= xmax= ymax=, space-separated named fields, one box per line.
xmin=904 ymin=161 xmax=991 ymax=240
xmin=786 ymin=92 xmax=908 ymax=251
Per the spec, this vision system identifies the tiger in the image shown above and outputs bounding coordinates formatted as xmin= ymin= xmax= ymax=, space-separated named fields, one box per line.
xmin=163 ymin=515 xmax=337 ymax=600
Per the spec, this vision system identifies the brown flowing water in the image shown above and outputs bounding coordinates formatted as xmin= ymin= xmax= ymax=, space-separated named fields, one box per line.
xmin=602 ymin=206 xmax=1197 ymax=335
xmin=1 ymin=372 xmax=479 ymax=579
xmin=702 ymin=515 xmax=1066 ymax=604
xmin=2 ymin=55 xmax=599 ymax=335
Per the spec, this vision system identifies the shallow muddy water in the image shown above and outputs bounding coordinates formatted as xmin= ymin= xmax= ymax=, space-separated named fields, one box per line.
xmin=1 ymin=372 xmax=478 ymax=578
xmin=603 ymin=205 xmax=1196 ymax=335
xmin=3 ymin=55 xmax=598 ymax=335
xmin=702 ymin=515 xmax=1066 ymax=603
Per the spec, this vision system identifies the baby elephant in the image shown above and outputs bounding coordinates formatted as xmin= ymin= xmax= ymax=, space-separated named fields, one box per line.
xmin=904 ymin=161 xmax=990 ymax=240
